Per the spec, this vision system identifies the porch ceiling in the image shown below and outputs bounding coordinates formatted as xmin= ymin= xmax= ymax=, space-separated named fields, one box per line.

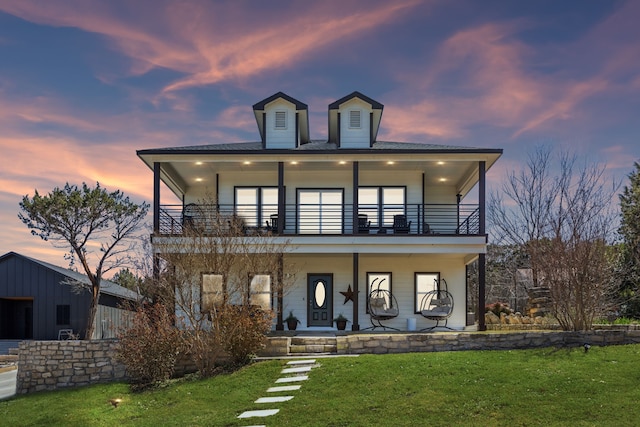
xmin=150 ymin=156 xmax=494 ymax=200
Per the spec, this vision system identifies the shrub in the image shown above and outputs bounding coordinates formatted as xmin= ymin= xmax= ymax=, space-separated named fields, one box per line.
xmin=485 ymin=302 xmax=513 ymax=317
xmin=116 ymin=303 xmax=182 ymax=391
xmin=215 ymin=304 xmax=274 ymax=366
xmin=182 ymin=328 xmax=225 ymax=378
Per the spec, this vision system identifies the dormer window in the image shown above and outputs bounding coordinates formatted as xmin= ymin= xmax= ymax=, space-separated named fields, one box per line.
xmin=275 ymin=111 xmax=287 ymax=129
xmin=349 ymin=110 xmax=361 ymax=129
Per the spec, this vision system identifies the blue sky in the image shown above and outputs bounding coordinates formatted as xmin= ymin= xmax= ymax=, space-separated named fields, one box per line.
xmin=0 ymin=0 xmax=638 ymax=266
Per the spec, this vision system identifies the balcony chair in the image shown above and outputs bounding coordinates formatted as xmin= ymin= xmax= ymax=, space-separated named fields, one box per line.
xmin=365 ymin=279 xmax=400 ymax=331
xmin=419 ymin=278 xmax=454 ymax=331
xmin=182 ymin=203 xmax=202 ymax=232
xmin=358 ymin=214 xmax=371 ymax=234
xmin=392 ymin=214 xmax=412 ymax=234
xmin=265 ymin=214 xmax=281 ymax=233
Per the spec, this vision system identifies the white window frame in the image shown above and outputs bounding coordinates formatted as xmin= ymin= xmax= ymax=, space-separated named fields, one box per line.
xmin=415 ymin=272 xmax=439 ymax=313
xmin=202 ymin=273 xmax=224 ymax=312
xmin=249 ymin=274 xmax=272 ymax=310
xmin=367 ymin=272 xmax=392 ymax=313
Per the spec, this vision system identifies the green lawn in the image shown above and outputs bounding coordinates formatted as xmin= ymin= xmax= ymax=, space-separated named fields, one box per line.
xmin=2 ymin=344 xmax=640 ymax=426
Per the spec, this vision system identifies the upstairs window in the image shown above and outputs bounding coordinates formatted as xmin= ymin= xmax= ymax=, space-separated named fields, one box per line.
xmin=275 ymin=111 xmax=287 ymax=129
xmin=349 ymin=110 xmax=361 ymax=129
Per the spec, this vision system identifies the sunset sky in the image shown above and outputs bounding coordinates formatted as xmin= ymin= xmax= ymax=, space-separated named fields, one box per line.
xmin=1 ymin=0 xmax=639 ymax=268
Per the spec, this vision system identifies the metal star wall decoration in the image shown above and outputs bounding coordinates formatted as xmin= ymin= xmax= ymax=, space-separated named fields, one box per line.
xmin=340 ymin=285 xmax=357 ymax=304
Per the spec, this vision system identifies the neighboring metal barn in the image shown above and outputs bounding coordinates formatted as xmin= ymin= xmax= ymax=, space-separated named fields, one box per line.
xmin=0 ymin=252 xmax=138 ymax=340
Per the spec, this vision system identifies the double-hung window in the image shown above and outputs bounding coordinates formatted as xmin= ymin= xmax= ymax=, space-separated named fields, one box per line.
xmin=415 ymin=272 xmax=439 ymax=313
xmin=249 ymin=274 xmax=272 ymax=310
xmin=366 ymin=272 xmax=392 ymax=313
xmin=358 ymin=187 xmax=405 ymax=228
xmin=201 ymin=273 xmax=225 ymax=312
xmin=235 ymin=187 xmax=278 ymax=228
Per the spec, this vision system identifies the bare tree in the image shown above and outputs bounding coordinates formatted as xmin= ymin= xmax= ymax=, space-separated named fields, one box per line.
xmin=488 ymin=147 xmax=619 ymax=330
xmin=152 ymin=197 xmax=296 ymax=374
xmin=19 ymin=182 xmax=149 ymax=339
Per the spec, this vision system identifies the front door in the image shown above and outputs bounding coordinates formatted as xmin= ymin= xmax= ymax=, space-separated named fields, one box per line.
xmin=308 ymin=274 xmax=333 ymax=327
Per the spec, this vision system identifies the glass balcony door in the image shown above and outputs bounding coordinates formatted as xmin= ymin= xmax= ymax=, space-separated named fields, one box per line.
xmin=298 ymin=189 xmax=343 ymax=234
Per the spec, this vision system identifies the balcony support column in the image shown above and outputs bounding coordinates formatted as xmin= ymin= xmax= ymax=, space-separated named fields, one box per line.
xmin=352 ymin=161 xmax=359 ymax=234
xmin=278 ymin=162 xmax=284 ymax=234
xmin=478 ymin=160 xmax=487 ymax=331
xmin=153 ymin=162 xmax=160 ymax=284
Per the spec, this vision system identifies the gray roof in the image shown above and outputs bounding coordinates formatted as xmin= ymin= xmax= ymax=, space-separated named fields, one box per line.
xmin=1 ymin=252 xmax=139 ymax=300
xmin=137 ymin=139 xmax=501 ymax=155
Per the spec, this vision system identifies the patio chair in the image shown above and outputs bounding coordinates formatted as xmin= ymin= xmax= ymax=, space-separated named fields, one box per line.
xmin=265 ymin=214 xmax=281 ymax=233
xmin=393 ymin=214 xmax=412 ymax=234
xmin=182 ymin=203 xmax=203 ymax=233
xmin=366 ymin=279 xmax=400 ymax=331
xmin=419 ymin=278 xmax=454 ymax=331
xmin=358 ymin=214 xmax=371 ymax=234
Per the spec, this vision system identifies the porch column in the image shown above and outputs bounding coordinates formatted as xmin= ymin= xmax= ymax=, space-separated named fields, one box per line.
xmin=478 ymin=161 xmax=487 ymax=331
xmin=153 ymin=162 xmax=160 ymax=285
xmin=352 ymin=161 xmax=359 ymax=234
xmin=278 ymin=162 xmax=284 ymax=234
xmin=276 ymin=254 xmax=284 ymax=330
xmin=352 ymin=253 xmax=360 ymax=331
xmin=153 ymin=162 xmax=160 ymax=234
xmin=478 ymin=253 xmax=486 ymax=331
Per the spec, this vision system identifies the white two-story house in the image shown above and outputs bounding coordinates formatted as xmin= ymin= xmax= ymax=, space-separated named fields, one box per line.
xmin=137 ymin=91 xmax=502 ymax=332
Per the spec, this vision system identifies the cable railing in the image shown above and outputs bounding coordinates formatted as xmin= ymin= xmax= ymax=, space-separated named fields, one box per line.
xmin=157 ymin=203 xmax=482 ymax=236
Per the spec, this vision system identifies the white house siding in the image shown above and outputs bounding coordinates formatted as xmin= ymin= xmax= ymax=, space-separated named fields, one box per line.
xmin=283 ymin=253 xmax=469 ymax=331
xmin=264 ymin=99 xmax=297 ymax=149
xmin=337 ymin=98 xmax=372 ymax=148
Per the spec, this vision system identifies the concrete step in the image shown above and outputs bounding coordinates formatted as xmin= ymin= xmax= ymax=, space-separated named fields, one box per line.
xmin=289 ymin=336 xmax=337 ymax=355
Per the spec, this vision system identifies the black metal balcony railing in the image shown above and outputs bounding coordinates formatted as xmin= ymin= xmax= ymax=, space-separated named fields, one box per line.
xmin=157 ymin=203 xmax=481 ymax=236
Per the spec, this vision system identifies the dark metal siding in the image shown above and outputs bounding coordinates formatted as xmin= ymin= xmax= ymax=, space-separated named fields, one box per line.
xmin=0 ymin=254 xmax=91 ymax=339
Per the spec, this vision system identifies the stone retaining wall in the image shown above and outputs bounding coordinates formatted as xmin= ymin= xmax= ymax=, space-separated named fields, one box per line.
xmin=16 ymin=340 xmax=125 ymax=395
xmin=333 ymin=329 xmax=640 ymax=355
xmin=16 ymin=340 xmax=197 ymax=395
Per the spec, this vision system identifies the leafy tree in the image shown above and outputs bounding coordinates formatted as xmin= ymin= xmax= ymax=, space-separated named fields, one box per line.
xmin=618 ymin=161 xmax=640 ymax=317
xmin=19 ymin=182 xmax=149 ymax=339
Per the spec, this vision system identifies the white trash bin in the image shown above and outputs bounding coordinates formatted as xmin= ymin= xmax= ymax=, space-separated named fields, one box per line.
xmin=407 ymin=317 xmax=417 ymax=331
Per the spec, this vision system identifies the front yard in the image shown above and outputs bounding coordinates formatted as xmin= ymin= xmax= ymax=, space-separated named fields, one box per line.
xmin=2 ymin=344 xmax=640 ymax=426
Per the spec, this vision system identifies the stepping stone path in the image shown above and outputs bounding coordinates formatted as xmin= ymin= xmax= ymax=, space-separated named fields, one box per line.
xmin=237 ymin=358 xmax=317 ymax=426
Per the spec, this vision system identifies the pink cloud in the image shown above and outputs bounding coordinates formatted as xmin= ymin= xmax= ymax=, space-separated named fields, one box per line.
xmin=0 ymin=0 xmax=421 ymax=96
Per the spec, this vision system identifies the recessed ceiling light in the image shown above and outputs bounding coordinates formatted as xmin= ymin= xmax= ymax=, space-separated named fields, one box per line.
xmin=195 ymin=161 xmax=203 ymax=165
xmin=290 ymin=161 xmax=298 ymax=165
xmin=339 ymin=161 xmax=346 ymax=165
xmin=243 ymin=161 xmax=251 ymax=165
xmin=437 ymin=161 xmax=445 ymax=165
xmin=439 ymin=178 xmax=447 ymax=182
xmin=195 ymin=178 xmax=203 ymax=182
xmin=387 ymin=161 xmax=395 ymax=165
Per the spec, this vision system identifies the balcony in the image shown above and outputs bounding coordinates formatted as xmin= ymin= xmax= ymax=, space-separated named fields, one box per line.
xmin=157 ymin=203 xmax=481 ymax=237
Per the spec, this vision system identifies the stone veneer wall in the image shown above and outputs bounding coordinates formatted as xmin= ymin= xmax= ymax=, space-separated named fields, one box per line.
xmin=333 ymin=329 xmax=640 ymax=355
xmin=16 ymin=340 xmax=125 ymax=395
xmin=16 ymin=340 xmax=198 ymax=395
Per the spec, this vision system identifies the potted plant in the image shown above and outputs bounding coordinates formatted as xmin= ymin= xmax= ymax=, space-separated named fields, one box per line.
xmin=334 ymin=313 xmax=349 ymax=331
xmin=285 ymin=311 xmax=300 ymax=331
